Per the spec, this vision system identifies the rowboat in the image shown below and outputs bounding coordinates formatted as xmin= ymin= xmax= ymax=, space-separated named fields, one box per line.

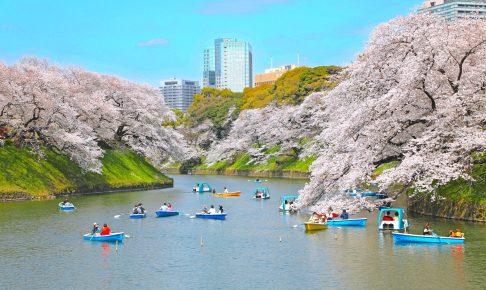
xmin=129 ymin=213 xmax=146 ymax=219
xmin=155 ymin=211 xmax=179 ymax=217
xmin=253 ymin=187 xmax=270 ymax=199
xmin=326 ymin=218 xmax=367 ymax=227
xmin=195 ymin=213 xmax=227 ymax=220
xmin=393 ymin=233 xmax=465 ymax=244
xmin=213 ymin=191 xmax=241 ymax=197
xmin=59 ymin=202 xmax=75 ymax=211
xmin=304 ymin=222 xmax=327 ymax=231
xmin=193 ymin=182 xmax=212 ymax=193
xmin=83 ymin=232 xmax=124 ymax=242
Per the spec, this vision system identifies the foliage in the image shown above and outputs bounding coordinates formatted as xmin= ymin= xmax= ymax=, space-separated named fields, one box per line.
xmin=0 ymin=143 xmax=172 ymax=197
xmin=162 ymin=108 xmax=186 ymax=128
xmin=298 ymin=14 xmax=486 ymax=212
xmin=242 ymin=66 xmax=341 ymax=109
xmin=186 ymin=88 xmax=243 ymax=128
xmin=0 ymin=58 xmax=188 ymax=173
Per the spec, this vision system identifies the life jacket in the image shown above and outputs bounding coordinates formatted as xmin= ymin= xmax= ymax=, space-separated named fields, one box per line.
xmin=101 ymin=226 xmax=111 ymax=236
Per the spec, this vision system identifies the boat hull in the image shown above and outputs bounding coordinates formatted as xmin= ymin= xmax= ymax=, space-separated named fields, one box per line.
xmin=326 ymin=218 xmax=367 ymax=227
xmin=195 ymin=213 xmax=227 ymax=220
xmin=129 ymin=213 xmax=146 ymax=219
xmin=304 ymin=223 xmax=327 ymax=231
xmin=213 ymin=192 xmax=241 ymax=197
xmin=393 ymin=233 xmax=465 ymax=244
xmin=155 ymin=211 xmax=179 ymax=217
xmin=59 ymin=203 xmax=75 ymax=211
xmin=83 ymin=232 xmax=124 ymax=242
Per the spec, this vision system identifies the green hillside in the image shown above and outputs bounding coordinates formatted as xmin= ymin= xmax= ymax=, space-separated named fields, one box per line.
xmin=0 ymin=143 xmax=172 ymax=198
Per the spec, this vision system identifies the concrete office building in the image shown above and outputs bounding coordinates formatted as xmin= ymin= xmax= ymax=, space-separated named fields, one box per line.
xmin=419 ymin=0 xmax=486 ymax=20
xmin=254 ymin=64 xmax=297 ymax=87
xmin=203 ymin=38 xmax=253 ymax=92
xmin=160 ymin=78 xmax=200 ymax=113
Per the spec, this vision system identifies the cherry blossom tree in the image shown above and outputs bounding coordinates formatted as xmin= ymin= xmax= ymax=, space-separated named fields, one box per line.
xmin=0 ymin=57 xmax=188 ymax=172
xmin=297 ymin=14 xmax=486 ymax=212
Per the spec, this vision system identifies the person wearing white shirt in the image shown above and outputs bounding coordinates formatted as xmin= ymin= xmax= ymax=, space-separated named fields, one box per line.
xmin=223 ymin=187 xmax=229 ymax=193
xmin=208 ymin=205 xmax=216 ymax=214
xmin=159 ymin=203 xmax=168 ymax=211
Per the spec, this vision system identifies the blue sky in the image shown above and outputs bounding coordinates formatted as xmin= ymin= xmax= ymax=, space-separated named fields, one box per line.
xmin=0 ymin=0 xmax=424 ymax=86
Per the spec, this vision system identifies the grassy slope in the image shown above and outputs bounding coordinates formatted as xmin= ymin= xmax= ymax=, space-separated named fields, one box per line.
xmin=372 ymin=158 xmax=486 ymax=204
xmin=194 ymin=152 xmax=315 ymax=173
xmin=0 ymin=144 xmax=172 ymax=197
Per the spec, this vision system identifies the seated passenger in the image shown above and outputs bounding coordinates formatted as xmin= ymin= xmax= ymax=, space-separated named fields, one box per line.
xmin=340 ymin=209 xmax=349 ymax=220
xmin=202 ymin=205 xmax=209 ymax=214
xmin=91 ymin=223 xmax=99 ymax=235
xmin=289 ymin=202 xmax=297 ymax=212
xmin=308 ymin=212 xmax=320 ymax=223
xmin=393 ymin=212 xmax=399 ymax=221
xmin=423 ymin=222 xmax=432 ymax=235
xmin=449 ymin=229 xmax=464 ymax=238
xmin=224 ymin=187 xmax=229 ymax=193
xmin=167 ymin=203 xmax=173 ymax=211
xmin=159 ymin=203 xmax=168 ymax=211
xmin=255 ymin=190 xmax=261 ymax=198
xmin=208 ymin=205 xmax=216 ymax=214
xmin=383 ymin=211 xmax=393 ymax=221
xmin=218 ymin=205 xmax=224 ymax=214
xmin=101 ymin=223 xmax=111 ymax=236
xmin=132 ymin=205 xmax=139 ymax=214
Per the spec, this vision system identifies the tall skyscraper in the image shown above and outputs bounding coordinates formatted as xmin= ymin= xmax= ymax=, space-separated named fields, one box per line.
xmin=419 ymin=0 xmax=486 ymax=20
xmin=160 ymin=78 xmax=200 ymax=113
xmin=203 ymin=38 xmax=253 ymax=92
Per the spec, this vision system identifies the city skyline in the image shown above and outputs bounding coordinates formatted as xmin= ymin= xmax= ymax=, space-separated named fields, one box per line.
xmin=0 ymin=0 xmax=424 ymax=87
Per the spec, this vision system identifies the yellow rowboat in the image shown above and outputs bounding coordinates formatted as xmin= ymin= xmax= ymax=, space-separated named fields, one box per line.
xmin=304 ymin=222 xmax=328 ymax=231
xmin=213 ymin=191 xmax=241 ymax=197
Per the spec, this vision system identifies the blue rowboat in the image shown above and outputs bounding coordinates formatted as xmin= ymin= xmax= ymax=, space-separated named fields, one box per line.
xmin=195 ymin=213 xmax=227 ymax=220
xmin=393 ymin=233 xmax=465 ymax=244
xmin=155 ymin=211 xmax=179 ymax=217
xmin=83 ymin=232 xmax=124 ymax=242
xmin=129 ymin=213 xmax=146 ymax=219
xmin=59 ymin=203 xmax=75 ymax=211
xmin=326 ymin=218 xmax=367 ymax=227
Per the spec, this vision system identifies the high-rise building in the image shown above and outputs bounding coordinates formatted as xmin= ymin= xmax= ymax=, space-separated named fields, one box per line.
xmin=419 ymin=0 xmax=486 ymax=20
xmin=160 ymin=78 xmax=200 ymax=113
xmin=203 ymin=38 xmax=253 ymax=92
xmin=254 ymin=64 xmax=297 ymax=87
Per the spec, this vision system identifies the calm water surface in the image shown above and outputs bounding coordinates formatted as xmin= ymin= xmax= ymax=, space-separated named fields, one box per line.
xmin=0 ymin=174 xmax=485 ymax=289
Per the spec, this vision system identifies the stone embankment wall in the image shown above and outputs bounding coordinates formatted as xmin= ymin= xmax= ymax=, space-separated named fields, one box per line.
xmin=409 ymin=197 xmax=486 ymax=222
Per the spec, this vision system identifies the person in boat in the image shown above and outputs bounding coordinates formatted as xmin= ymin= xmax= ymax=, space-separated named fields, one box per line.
xmin=393 ymin=212 xmax=399 ymax=221
xmin=383 ymin=211 xmax=393 ymax=221
xmin=208 ymin=205 xmax=217 ymax=214
xmin=423 ymin=222 xmax=432 ymax=235
xmin=340 ymin=209 xmax=349 ymax=220
xmin=159 ymin=203 xmax=168 ymax=211
xmin=256 ymin=178 xmax=260 ymax=182
xmin=101 ymin=223 xmax=111 ymax=236
xmin=223 ymin=187 xmax=229 ymax=193
xmin=308 ymin=212 xmax=320 ymax=223
xmin=202 ymin=205 xmax=209 ymax=214
xmin=289 ymin=201 xmax=297 ymax=212
xmin=218 ymin=205 xmax=224 ymax=213
xmin=132 ymin=204 xmax=139 ymax=214
xmin=167 ymin=203 xmax=173 ymax=211
xmin=91 ymin=223 xmax=99 ymax=235
xmin=137 ymin=203 xmax=145 ymax=214
xmin=255 ymin=189 xmax=261 ymax=198
xmin=326 ymin=207 xmax=334 ymax=220
xmin=193 ymin=183 xmax=199 ymax=192
xmin=449 ymin=229 xmax=464 ymax=238
xmin=212 ymin=188 xmax=216 ymax=194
